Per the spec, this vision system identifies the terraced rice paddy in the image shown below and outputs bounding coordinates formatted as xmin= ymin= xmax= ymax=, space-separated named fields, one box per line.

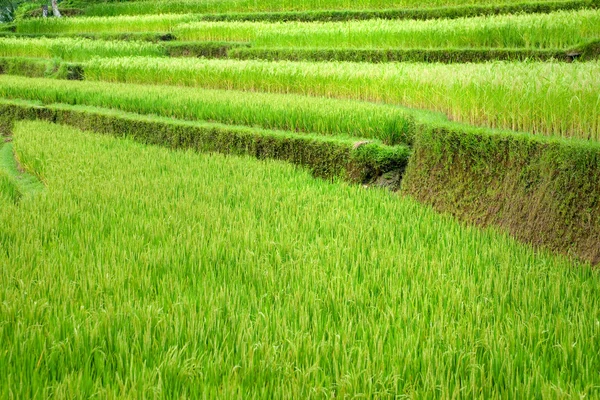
xmin=0 ymin=37 xmax=164 ymax=60
xmin=64 ymin=0 xmax=597 ymax=15
xmin=1 ymin=0 xmax=599 ymax=397
xmin=175 ymin=9 xmax=600 ymax=49
xmin=0 ymin=75 xmax=418 ymax=145
xmin=84 ymin=57 xmax=600 ymax=140
xmin=1 ymin=120 xmax=599 ymax=397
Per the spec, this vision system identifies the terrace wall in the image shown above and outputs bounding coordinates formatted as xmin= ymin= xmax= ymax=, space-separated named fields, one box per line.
xmin=402 ymin=124 xmax=600 ymax=265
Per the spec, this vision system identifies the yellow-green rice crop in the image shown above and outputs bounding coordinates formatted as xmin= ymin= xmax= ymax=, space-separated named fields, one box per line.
xmin=84 ymin=57 xmax=600 ymax=140
xmin=75 ymin=0 xmax=595 ymax=16
xmin=15 ymin=14 xmax=198 ymax=34
xmin=0 ymin=37 xmax=164 ymax=61
xmin=176 ymin=9 xmax=600 ymax=49
xmin=1 ymin=120 xmax=599 ymax=397
xmin=0 ymin=75 xmax=418 ymax=145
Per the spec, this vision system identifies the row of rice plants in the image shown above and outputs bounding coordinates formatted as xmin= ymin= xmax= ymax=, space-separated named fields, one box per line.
xmin=82 ymin=57 xmax=600 ymax=140
xmin=16 ymin=7 xmax=600 ymax=47
xmin=2 ymin=120 xmax=598 ymax=397
xmin=64 ymin=0 xmax=565 ymax=16
xmin=0 ymin=37 xmax=164 ymax=61
xmin=0 ymin=75 xmax=417 ymax=145
xmin=15 ymin=14 xmax=197 ymax=34
xmin=176 ymin=9 xmax=600 ymax=49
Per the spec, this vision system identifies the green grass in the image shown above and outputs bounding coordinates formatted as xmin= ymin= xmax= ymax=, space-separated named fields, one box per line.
xmin=0 ymin=120 xmax=598 ymax=397
xmin=175 ymin=9 xmax=600 ymax=49
xmin=82 ymin=57 xmax=600 ymax=141
xmin=0 ymin=75 xmax=419 ymax=145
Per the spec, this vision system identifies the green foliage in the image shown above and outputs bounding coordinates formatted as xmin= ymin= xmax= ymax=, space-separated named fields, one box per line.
xmin=0 ymin=36 xmax=164 ymax=61
xmin=176 ymin=10 xmax=600 ymax=50
xmin=0 ymin=75 xmax=418 ymax=145
xmin=0 ymin=57 xmax=83 ymax=78
xmin=579 ymin=39 xmax=600 ymax=60
xmin=0 ymin=99 xmax=410 ymax=183
xmin=229 ymin=47 xmax=573 ymax=63
xmin=164 ymin=41 xmax=249 ymax=58
xmin=0 ymin=35 xmax=245 ymax=60
xmin=0 ymin=30 xmax=176 ymax=41
xmin=0 ymin=56 xmax=53 ymax=76
xmin=15 ymin=13 xmax=197 ymax=34
xmin=0 ymin=119 xmax=598 ymax=397
xmin=0 ymin=170 xmax=20 ymax=202
xmin=63 ymin=0 xmax=597 ymax=17
xmin=79 ymin=57 xmax=600 ymax=141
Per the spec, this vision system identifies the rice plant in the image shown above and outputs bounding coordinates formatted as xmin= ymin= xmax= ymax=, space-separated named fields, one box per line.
xmin=69 ymin=0 xmax=596 ymax=16
xmin=1 ymin=120 xmax=598 ymax=397
xmin=15 ymin=13 xmax=198 ymax=34
xmin=0 ymin=75 xmax=418 ymax=145
xmin=0 ymin=37 xmax=164 ymax=61
xmin=176 ymin=9 xmax=600 ymax=49
xmin=82 ymin=57 xmax=600 ymax=140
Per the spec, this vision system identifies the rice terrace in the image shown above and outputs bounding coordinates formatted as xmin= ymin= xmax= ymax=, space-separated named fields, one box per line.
xmin=0 ymin=0 xmax=599 ymax=397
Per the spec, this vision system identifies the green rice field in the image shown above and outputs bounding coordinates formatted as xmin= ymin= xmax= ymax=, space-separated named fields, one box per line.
xmin=0 ymin=75 xmax=418 ymax=145
xmin=175 ymin=9 xmax=600 ymax=49
xmin=1 ymin=0 xmax=599 ymax=397
xmin=0 ymin=37 xmax=164 ymax=60
xmin=1 ymin=120 xmax=599 ymax=397
xmin=84 ymin=57 xmax=600 ymax=140
xmin=65 ymin=0 xmax=597 ymax=16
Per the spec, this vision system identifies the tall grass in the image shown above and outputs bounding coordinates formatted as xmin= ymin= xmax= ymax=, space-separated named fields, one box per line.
xmin=176 ymin=9 xmax=600 ymax=49
xmin=0 ymin=37 xmax=164 ymax=61
xmin=72 ymin=0 xmax=595 ymax=16
xmin=1 ymin=120 xmax=598 ymax=397
xmin=0 ymin=75 xmax=417 ymax=145
xmin=15 ymin=14 xmax=197 ymax=34
xmin=83 ymin=57 xmax=600 ymax=140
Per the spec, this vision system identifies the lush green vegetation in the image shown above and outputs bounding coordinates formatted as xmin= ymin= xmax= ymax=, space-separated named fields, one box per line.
xmin=0 ymin=75 xmax=418 ymax=145
xmin=0 ymin=36 xmax=164 ymax=60
xmin=0 ymin=99 xmax=410 ymax=183
xmin=228 ymin=46 xmax=578 ymax=63
xmin=2 ymin=0 xmax=600 ymax=396
xmin=176 ymin=9 xmax=600 ymax=49
xmin=0 ymin=120 xmax=598 ymax=397
xmin=15 ymin=5 xmax=600 ymax=44
xmin=15 ymin=14 xmax=196 ymax=34
xmin=63 ymin=0 xmax=596 ymax=15
xmin=81 ymin=57 xmax=600 ymax=140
